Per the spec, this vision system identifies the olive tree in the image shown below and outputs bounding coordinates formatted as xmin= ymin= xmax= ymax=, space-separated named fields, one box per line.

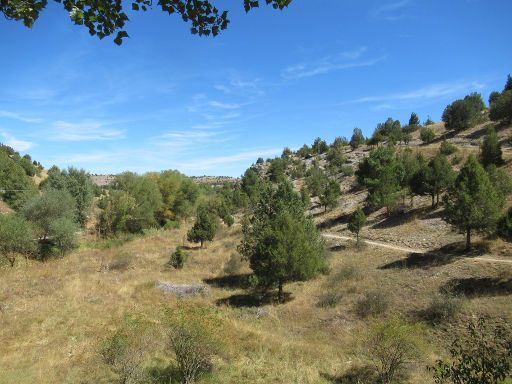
xmin=0 ymin=214 xmax=36 ymax=267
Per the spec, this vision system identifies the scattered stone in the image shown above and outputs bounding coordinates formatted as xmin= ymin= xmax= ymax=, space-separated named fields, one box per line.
xmin=156 ymin=282 xmax=210 ymax=297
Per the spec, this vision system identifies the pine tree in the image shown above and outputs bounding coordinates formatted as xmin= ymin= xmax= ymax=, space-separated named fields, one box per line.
xmin=319 ymin=179 xmax=341 ymax=211
xmin=187 ymin=205 xmax=218 ymax=248
xmin=480 ymin=127 xmax=503 ymax=167
xmin=409 ymin=112 xmax=420 ymax=126
xmin=445 ymin=156 xmax=503 ymax=250
xmin=239 ymin=181 xmax=325 ymax=303
xmin=348 ymin=207 xmax=366 ymax=245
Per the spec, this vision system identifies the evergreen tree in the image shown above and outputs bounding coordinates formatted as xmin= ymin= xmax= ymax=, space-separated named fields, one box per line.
xmin=348 ymin=207 xmax=366 ymax=245
xmin=350 ymin=128 xmax=365 ymax=150
xmin=489 ymin=89 xmax=512 ymax=123
xmin=420 ymin=127 xmax=436 ymax=144
xmin=480 ymin=127 xmax=503 ymax=166
xmin=445 ymin=155 xmax=503 ymax=250
xmin=239 ymin=181 xmax=325 ymax=303
xmin=411 ymin=154 xmax=455 ymax=207
xmin=187 ymin=205 xmax=218 ymax=248
xmin=505 ymin=74 xmax=512 ymax=92
xmin=408 ymin=112 xmax=420 ymax=126
xmin=357 ymin=146 xmax=403 ymax=213
xmin=442 ymin=93 xmax=485 ymax=131
xmin=319 ymin=179 xmax=340 ymax=211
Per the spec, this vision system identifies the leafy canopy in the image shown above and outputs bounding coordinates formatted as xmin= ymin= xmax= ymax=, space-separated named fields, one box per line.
xmin=1 ymin=0 xmax=292 ymax=45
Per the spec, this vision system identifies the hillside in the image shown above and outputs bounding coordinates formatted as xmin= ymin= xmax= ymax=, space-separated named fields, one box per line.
xmin=1 ymin=117 xmax=511 ymax=383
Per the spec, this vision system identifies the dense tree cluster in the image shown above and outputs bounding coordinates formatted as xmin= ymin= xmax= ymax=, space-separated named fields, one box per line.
xmin=489 ymin=74 xmax=512 ymax=123
xmin=442 ymin=92 xmax=485 ymax=131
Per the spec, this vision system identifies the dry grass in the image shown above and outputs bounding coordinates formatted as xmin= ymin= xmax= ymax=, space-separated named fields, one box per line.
xmin=1 ymin=214 xmax=511 ymax=383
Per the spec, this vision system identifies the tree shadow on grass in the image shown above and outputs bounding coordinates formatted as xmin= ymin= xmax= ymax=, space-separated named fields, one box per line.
xmin=203 ymin=273 xmax=251 ymax=290
xmin=180 ymin=245 xmax=201 ymax=250
xmin=216 ymin=291 xmax=293 ymax=308
xmin=146 ymin=365 xmax=182 ymax=384
xmin=317 ymin=213 xmax=351 ymax=230
xmin=441 ymin=277 xmax=512 ymax=297
xmin=320 ymin=365 xmax=377 ymax=384
xmin=379 ymin=241 xmax=488 ymax=270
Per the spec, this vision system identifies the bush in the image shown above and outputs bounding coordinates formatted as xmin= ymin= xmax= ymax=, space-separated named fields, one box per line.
xmin=430 ymin=317 xmax=512 ymax=384
xmin=223 ymin=253 xmax=243 ymax=275
xmin=317 ymin=291 xmax=343 ymax=308
xmin=497 ymin=208 xmax=512 ymax=241
xmin=164 ymin=220 xmax=180 ymax=230
xmin=167 ymin=305 xmax=224 ymax=384
xmin=109 ymin=252 xmax=133 ymax=271
xmin=168 ymin=247 xmax=188 ymax=269
xmin=421 ymin=294 xmax=463 ymax=324
xmin=439 ymin=141 xmax=458 ymax=156
xmin=100 ymin=319 xmax=153 ymax=384
xmin=442 ymin=93 xmax=485 ymax=131
xmin=355 ymin=290 xmax=389 ymax=318
xmin=451 ymin=153 xmax=463 ymax=165
xmin=362 ymin=317 xmax=423 ymax=384
xmin=0 ymin=214 xmax=36 ymax=267
xmin=420 ymin=127 xmax=436 ymax=144
xmin=329 ymin=265 xmax=361 ymax=285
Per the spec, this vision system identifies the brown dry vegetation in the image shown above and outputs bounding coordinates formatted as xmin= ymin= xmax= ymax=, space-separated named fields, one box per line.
xmin=1 ymin=121 xmax=511 ymax=383
xmin=1 ymin=207 xmax=511 ymax=383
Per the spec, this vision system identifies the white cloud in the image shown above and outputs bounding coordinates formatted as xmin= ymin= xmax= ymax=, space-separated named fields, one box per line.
xmin=180 ymin=148 xmax=282 ymax=171
xmin=209 ymin=101 xmax=242 ymax=110
xmin=0 ymin=110 xmax=42 ymax=124
xmin=347 ymin=80 xmax=485 ymax=104
xmin=50 ymin=120 xmax=126 ymax=141
xmin=282 ymin=47 xmax=385 ymax=79
xmin=371 ymin=1 xmax=410 ymax=21
xmin=0 ymin=131 xmax=35 ymax=151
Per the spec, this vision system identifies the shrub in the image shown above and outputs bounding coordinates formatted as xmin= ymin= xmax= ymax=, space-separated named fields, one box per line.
xmin=168 ymin=247 xmax=188 ymax=269
xmin=0 ymin=214 xmax=36 ymax=267
xmin=424 ymin=116 xmax=435 ymax=126
xmin=439 ymin=141 xmax=458 ymax=156
xmin=355 ymin=290 xmax=389 ymax=318
xmin=164 ymin=220 xmax=180 ymax=230
xmin=362 ymin=317 xmax=423 ymax=384
xmin=442 ymin=93 xmax=485 ymax=131
xmin=100 ymin=320 xmax=152 ymax=384
xmin=167 ymin=305 xmax=224 ymax=384
xmin=421 ymin=294 xmax=463 ymax=324
xmin=420 ymin=127 xmax=436 ymax=144
xmin=223 ymin=253 xmax=243 ymax=275
xmin=317 ymin=291 xmax=343 ymax=308
xmin=430 ymin=317 xmax=512 ymax=384
xmin=497 ymin=207 xmax=512 ymax=241
xmin=451 ymin=153 xmax=463 ymax=165
xmin=329 ymin=265 xmax=361 ymax=285
xmin=340 ymin=164 xmax=355 ymax=176
xmin=109 ymin=252 xmax=133 ymax=271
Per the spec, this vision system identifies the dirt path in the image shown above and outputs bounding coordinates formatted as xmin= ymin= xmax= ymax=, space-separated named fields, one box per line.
xmin=322 ymin=233 xmax=512 ymax=265
xmin=322 ymin=233 xmax=426 ymax=254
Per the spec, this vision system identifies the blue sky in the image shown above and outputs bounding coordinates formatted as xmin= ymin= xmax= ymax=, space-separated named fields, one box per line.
xmin=0 ymin=0 xmax=511 ymax=176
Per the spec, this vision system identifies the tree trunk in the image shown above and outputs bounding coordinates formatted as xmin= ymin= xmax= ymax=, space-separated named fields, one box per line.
xmin=278 ymin=281 xmax=284 ymax=303
xmin=466 ymin=227 xmax=471 ymax=251
xmin=431 ymin=194 xmax=435 ymax=207
xmin=436 ymin=192 xmax=440 ymax=206
xmin=356 ymin=232 xmax=360 ymax=247
xmin=200 ymin=240 xmax=203 ymax=248
xmin=7 ymin=254 xmax=15 ymax=268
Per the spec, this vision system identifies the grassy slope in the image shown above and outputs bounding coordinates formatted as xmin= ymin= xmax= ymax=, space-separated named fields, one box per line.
xmin=1 ymin=216 xmax=511 ymax=383
xmin=1 ymin=121 xmax=511 ymax=383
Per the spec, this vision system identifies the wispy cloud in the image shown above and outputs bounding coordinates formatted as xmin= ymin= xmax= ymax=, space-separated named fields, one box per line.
xmin=371 ymin=0 xmax=410 ymax=21
xmin=208 ymin=101 xmax=243 ymax=110
xmin=346 ymin=80 xmax=485 ymax=104
xmin=0 ymin=131 xmax=35 ymax=151
xmin=180 ymin=148 xmax=282 ymax=171
xmin=282 ymin=47 xmax=385 ymax=79
xmin=0 ymin=110 xmax=42 ymax=124
xmin=49 ymin=120 xmax=126 ymax=141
